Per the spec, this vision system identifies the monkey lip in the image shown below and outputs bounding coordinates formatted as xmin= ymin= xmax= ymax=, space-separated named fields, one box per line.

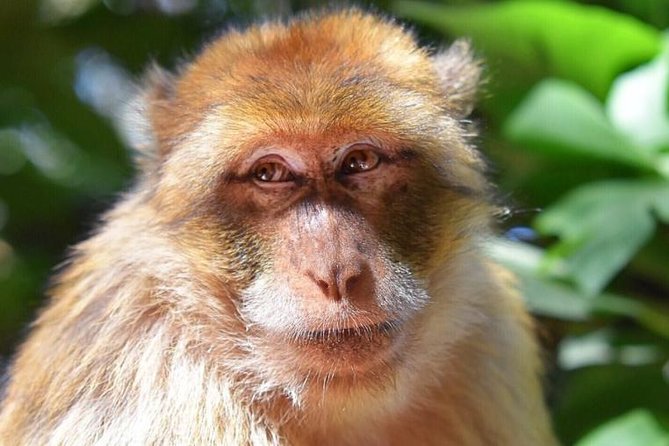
xmin=298 ymin=320 xmax=399 ymax=344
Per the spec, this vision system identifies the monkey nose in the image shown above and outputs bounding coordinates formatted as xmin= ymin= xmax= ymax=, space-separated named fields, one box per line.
xmin=306 ymin=262 xmax=371 ymax=302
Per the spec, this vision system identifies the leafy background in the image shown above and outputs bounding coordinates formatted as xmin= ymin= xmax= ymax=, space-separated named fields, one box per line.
xmin=1 ymin=0 xmax=668 ymax=443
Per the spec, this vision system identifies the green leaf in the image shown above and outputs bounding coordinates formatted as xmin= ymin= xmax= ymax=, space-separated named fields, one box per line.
xmin=575 ymin=410 xmax=669 ymax=446
xmin=554 ymin=365 xmax=669 ymax=444
xmin=559 ymin=329 xmax=666 ymax=370
xmin=0 ymin=129 xmax=27 ymax=175
xmin=537 ymin=180 xmax=669 ymax=295
xmin=607 ymin=36 xmax=669 ymax=152
xmin=394 ymin=0 xmax=661 ymax=98
xmin=516 ymin=272 xmax=593 ymax=321
xmin=504 ymin=79 xmax=656 ymax=170
xmin=488 ymin=239 xmax=669 ymax=337
xmin=486 ymin=239 xmax=591 ymax=320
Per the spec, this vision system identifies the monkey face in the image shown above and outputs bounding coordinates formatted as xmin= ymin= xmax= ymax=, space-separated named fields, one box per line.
xmin=152 ymin=113 xmax=487 ymax=392
xmin=142 ymin=11 xmax=490 ymax=396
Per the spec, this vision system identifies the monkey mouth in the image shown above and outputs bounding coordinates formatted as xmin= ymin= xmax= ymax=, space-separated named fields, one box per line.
xmin=284 ymin=319 xmax=403 ymax=374
xmin=260 ymin=318 xmax=406 ymax=376
xmin=298 ymin=320 xmax=399 ymax=345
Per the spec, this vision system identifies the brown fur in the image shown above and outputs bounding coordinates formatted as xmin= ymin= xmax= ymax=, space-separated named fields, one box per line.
xmin=0 ymin=9 xmax=557 ymax=445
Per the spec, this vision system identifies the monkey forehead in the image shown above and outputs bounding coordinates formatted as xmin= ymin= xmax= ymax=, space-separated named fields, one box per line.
xmin=174 ymin=10 xmax=445 ymax=124
xmin=198 ymin=86 xmax=447 ymax=149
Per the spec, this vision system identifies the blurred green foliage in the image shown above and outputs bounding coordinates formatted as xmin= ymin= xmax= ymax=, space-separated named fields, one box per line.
xmin=1 ymin=0 xmax=668 ymax=444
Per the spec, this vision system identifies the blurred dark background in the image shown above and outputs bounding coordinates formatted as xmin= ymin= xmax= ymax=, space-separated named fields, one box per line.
xmin=1 ymin=0 xmax=668 ymax=443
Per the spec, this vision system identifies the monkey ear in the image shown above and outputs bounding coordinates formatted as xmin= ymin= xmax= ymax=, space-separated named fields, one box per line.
xmin=120 ymin=63 xmax=177 ymax=174
xmin=431 ymin=39 xmax=483 ymax=118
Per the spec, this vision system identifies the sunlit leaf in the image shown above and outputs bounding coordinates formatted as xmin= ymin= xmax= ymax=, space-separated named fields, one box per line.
xmin=607 ymin=36 xmax=669 ymax=151
xmin=559 ymin=329 xmax=665 ymax=370
xmin=504 ymin=79 xmax=656 ymax=170
xmin=15 ymin=124 xmax=84 ymax=185
xmin=575 ymin=409 xmax=669 ymax=446
xmin=488 ymin=239 xmax=669 ymax=337
xmin=516 ymin=272 xmax=594 ymax=320
xmin=486 ymin=239 xmax=590 ymax=320
xmin=537 ymin=180 xmax=669 ymax=296
xmin=39 ymin=0 xmax=98 ymax=24
xmin=394 ymin=0 xmax=660 ymax=98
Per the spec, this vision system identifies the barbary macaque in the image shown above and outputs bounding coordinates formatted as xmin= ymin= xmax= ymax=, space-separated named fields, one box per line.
xmin=0 ymin=9 xmax=557 ymax=445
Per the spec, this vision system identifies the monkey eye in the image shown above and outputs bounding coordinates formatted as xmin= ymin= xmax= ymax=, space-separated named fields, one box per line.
xmin=252 ymin=158 xmax=295 ymax=183
xmin=340 ymin=145 xmax=380 ymax=175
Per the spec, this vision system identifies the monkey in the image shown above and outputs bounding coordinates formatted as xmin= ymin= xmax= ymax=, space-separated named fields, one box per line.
xmin=0 ymin=9 xmax=557 ymax=445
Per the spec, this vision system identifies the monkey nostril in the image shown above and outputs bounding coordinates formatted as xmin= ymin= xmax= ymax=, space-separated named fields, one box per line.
xmin=316 ymin=279 xmax=330 ymax=293
xmin=345 ymin=275 xmax=359 ymax=295
xmin=307 ymin=271 xmax=343 ymax=301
